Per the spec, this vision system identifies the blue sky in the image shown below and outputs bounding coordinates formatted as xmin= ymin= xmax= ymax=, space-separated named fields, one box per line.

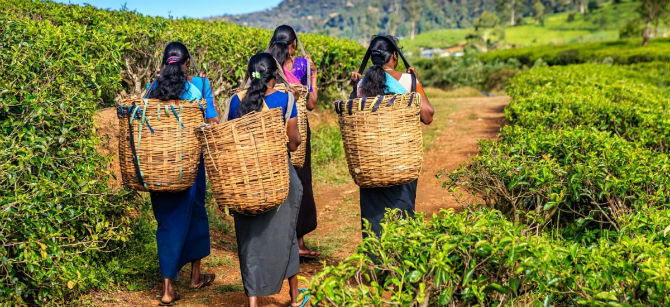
xmin=53 ymin=0 xmax=282 ymax=18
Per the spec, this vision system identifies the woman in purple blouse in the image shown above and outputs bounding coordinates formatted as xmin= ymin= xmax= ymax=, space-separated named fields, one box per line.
xmin=267 ymin=25 xmax=320 ymax=258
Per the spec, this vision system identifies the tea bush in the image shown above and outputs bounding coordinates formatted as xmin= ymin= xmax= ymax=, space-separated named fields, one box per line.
xmin=309 ymin=209 xmax=670 ymax=306
xmin=448 ymin=62 xmax=670 ymax=229
xmin=480 ymin=38 xmax=670 ymax=66
xmin=0 ymin=0 xmax=363 ymax=305
xmin=413 ymin=54 xmax=520 ymax=91
xmin=311 ymin=49 xmax=670 ymax=306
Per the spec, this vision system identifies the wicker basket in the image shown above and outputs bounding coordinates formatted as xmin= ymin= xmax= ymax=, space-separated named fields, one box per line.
xmin=275 ymin=83 xmax=309 ymax=168
xmin=335 ymin=93 xmax=423 ymax=188
xmin=117 ymin=98 xmax=206 ymax=192
xmin=200 ymin=107 xmax=290 ymax=215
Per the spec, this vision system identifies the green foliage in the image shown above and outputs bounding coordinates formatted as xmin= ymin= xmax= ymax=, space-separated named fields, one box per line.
xmin=310 ymin=36 xmax=670 ymax=306
xmin=0 ymin=0 xmax=362 ymax=305
xmin=480 ymin=37 xmax=670 ymax=65
xmin=449 ymin=62 xmax=670 ymax=230
xmin=310 ymin=209 xmax=670 ymax=306
xmin=413 ymin=54 xmax=520 ymax=91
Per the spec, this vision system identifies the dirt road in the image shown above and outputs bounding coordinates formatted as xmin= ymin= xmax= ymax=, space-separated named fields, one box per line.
xmin=91 ymin=91 xmax=509 ymax=307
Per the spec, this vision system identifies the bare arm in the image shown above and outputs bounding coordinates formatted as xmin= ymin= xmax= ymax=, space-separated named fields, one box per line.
xmin=286 ymin=117 xmax=301 ymax=152
xmin=408 ymin=67 xmax=434 ymax=125
xmin=305 ymin=56 xmax=318 ymax=110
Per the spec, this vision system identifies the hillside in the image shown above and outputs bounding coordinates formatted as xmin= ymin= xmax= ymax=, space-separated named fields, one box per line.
xmin=401 ymin=0 xmax=656 ymax=56
xmin=216 ymin=0 xmax=590 ymax=43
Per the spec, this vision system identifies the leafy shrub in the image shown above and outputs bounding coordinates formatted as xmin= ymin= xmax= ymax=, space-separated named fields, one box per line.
xmin=0 ymin=1 xmax=363 ymax=305
xmin=479 ymin=37 xmax=670 ymax=66
xmin=450 ymin=126 xmax=670 ymax=230
xmin=449 ymin=63 xmax=670 ymax=231
xmin=310 ymin=209 xmax=670 ymax=306
xmin=413 ymin=54 xmax=520 ymax=91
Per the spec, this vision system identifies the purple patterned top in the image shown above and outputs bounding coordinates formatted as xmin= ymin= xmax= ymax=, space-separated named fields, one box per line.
xmin=291 ymin=57 xmax=312 ymax=92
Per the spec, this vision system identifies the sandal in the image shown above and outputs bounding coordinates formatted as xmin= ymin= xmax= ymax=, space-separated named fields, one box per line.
xmin=190 ymin=273 xmax=215 ymax=289
xmin=299 ymin=248 xmax=320 ymax=259
xmin=158 ymin=294 xmax=180 ymax=306
xmin=289 ymin=288 xmax=310 ymax=307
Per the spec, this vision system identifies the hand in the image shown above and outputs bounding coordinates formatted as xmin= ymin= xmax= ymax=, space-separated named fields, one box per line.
xmin=407 ymin=66 xmax=419 ymax=79
xmin=351 ymin=71 xmax=363 ymax=82
xmin=290 ymin=85 xmax=302 ymax=98
xmin=305 ymin=55 xmax=317 ymax=75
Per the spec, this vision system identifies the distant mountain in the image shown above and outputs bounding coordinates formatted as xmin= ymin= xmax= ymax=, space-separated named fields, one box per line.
xmin=214 ymin=0 xmax=594 ymax=43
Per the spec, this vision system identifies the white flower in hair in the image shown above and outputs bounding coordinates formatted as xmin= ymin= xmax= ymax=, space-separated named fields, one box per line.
xmin=252 ymin=71 xmax=261 ymax=79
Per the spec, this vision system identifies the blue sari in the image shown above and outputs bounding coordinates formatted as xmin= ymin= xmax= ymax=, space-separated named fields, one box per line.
xmin=149 ymin=77 xmax=218 ymax=279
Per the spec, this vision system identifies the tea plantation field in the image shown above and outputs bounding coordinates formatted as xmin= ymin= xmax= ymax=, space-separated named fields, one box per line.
xmin=309 ymin=60 xmax=670 ymax=306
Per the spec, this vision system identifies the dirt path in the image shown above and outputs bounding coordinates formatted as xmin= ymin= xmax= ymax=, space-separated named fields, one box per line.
xmin=90 ymin=92 xmax=509 ymax=307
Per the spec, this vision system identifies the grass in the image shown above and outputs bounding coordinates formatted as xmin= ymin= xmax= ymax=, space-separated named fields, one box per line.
xmin=311 ymin=123 xmax=351 ymax=187
xmin=400 ymin=28 xmax=470 ymax=55
xmin=421 ymin=87 xmax=474 ymax=149
xmin=214 ymin=282 xmax=245 ymax=294
xmin=204 ymin=255 xmax=235 ymax=267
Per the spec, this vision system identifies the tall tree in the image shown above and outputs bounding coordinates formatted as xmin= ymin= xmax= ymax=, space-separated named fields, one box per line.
xmin=468 ymin=10 xmax=501 ymax=51
xmin=404 ymin=1 xmax=422 ymax=40
xmin=533 ymin=0 xmax=545 ymax=24
xmin=638 ymin=0 xmax=670 ymax=46
xmin=497 ymin=0 xmax=522 ymax=26
xmin=386 ymin=0 xmax=401 ymax=36
xmin=577 ymin=0 xmax=587 ymax=14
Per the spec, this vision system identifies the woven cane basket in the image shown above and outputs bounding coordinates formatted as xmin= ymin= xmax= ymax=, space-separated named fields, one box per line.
xmin=335 ymin=93 xmax=423 ymax=188
xmin=200 ymin=107 xmax=290 ymax=215
xmin=275 ymin=83 xmax=309 ymax=168
xmin=117 ymin=98 xmax=206 ymax=192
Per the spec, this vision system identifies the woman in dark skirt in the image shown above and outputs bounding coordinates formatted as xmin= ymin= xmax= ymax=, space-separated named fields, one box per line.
xmin=267 ymin=25 xmax=320 ymax=258
xmin=350 ymin=35 xmax=435 ymax=238
xmin=227 ymin=52 xmax=307 ymax=307
xmin=147 ymin=42 xmax=218 ymax=306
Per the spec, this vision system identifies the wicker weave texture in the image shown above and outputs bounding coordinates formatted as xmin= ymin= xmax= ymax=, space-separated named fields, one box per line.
xmin=275 ymin=83 xmax=309 ymax=168
xmin=336 ymin=93 xmax=423 ymax=188
xmin=200 ymin=107 xmax=290 ymax=215
xmin=117 ymin=98 xmax=206 ymax=192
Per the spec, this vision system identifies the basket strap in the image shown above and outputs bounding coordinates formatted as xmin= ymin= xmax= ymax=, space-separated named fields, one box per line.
xmin=359 ymin=97 xmax=367 ymax=111
xmin=170 ymin=105 xmax=184 ymax=127
xmin=386 ymin=95 xmax=397 ymax=107
xmin=127 ymin=102 xmax=146 ymax=188
xmin=295 ymin=33 xmax=311 ymax=100
xmin=334 ymin=100 xmax=342 ymax=115
xmin=351 ymin=35 xmax=415 ymax=99
xmin=178 ymin=104 xmax=183 ymax=183
xmin=371 ymin=95 xmax=385 ymax=112
xmin=285 ymin=91 xmax=295 ymax=124
xmin=143 ymin=78 xmax=157 ymax=99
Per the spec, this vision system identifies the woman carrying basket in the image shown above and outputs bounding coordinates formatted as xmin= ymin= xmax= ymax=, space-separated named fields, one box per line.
xmin=146 ymin=42 xmax=219 ymax=306
xmin=227 ymin=52 xmax=307 ymax=307
xmin=350 ymin=35 xmax=434 ymax=238
xmin=267 ymin=25 xmax=320 ymax=258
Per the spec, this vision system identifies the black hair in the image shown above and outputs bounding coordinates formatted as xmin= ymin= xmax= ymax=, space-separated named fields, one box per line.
xmin=151 ymin=42 xmax=190 ymax=100
xmin=359 ymin=35 xmax=400 ymax=97
xmin=267 ymin=25 xmax=297 ymax=66
xmin=238 ymin=52 xmax=278 ymax=117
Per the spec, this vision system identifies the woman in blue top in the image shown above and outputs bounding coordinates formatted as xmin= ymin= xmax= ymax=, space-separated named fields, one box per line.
xmin=147 ymin=42 xmax=218 ymax=306
xmin=350 ymin=35 xmax=434 ymax=239
xmin=227 ymin=52 xmax=306 ymax=307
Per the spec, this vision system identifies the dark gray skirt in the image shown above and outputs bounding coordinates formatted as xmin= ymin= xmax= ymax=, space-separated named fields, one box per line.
xmin=360 ymin=180 xmax=418 ymax=238
xmin=233 ymin=164 xmax=303 ymax=297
